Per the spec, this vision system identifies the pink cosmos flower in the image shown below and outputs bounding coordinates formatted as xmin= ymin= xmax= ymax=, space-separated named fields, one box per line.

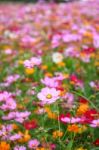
xmin=5 ymin=74 xmax=20 ymax=85
xmin=51 ymin=34 xmax=61 ymax=48
xmin=93 ymin=33 xmax=99 ymax=48
xmin=14 ymin=146 xmax=26 ymax=150
xmin=0 ymin=91 xmax=17 ymax=111
xmin=0 ymin=124 xmax=13 ymax=140
xmin=90 ymin=119 xmax=99 ymax=128
xmin=62 ymin=33 xmax=81 ymax=42
xmin=9 ymin=134 xmax=22 ymax=141
xmin=41 ymin=74 xmax=64 ymax=88
xmin=60 ymin=116 xmax=81 ymax=124
xmin=23 ymin=57 xmax=42 ymax=68
xmin=89 ymin=81 xmax=99 ymax=90
xmin=37 ymin=87 xmax=60 ymax=104
xmin=0 ymin=91 xmax=12 ymax=102
xmin=4 ymin=49 xmax=12 ymax=55
xmin=41 ymin=77 xmax=59 ymax=88
xmin=0 ymin=98 xmax=17 ymax=111
xmin=64 ymin=47 xmax=79 ymax=58
xmin=28 ymin=139 xmax=40 ymax=149
xmin=2 ymin=111 xmax=31 ymax=123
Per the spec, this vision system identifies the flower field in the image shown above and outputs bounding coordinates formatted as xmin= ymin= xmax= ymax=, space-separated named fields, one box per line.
xmin=0 ymin=0 xmax=99 ymax=150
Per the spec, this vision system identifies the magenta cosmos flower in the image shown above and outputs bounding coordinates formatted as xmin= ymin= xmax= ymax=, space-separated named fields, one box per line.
xmin=37 ymin=87 xmax=60 ymax=104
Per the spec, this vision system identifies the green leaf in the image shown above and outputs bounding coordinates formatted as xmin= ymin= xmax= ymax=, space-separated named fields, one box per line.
xmin=66 ymin=140 xmax=73 ymax=150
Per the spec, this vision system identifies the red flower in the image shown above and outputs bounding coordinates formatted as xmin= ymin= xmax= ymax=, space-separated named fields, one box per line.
xmin=24 ymin=120 xmax=38 ymax=130
xmin=80 ymin=109 xmax=98 ymax=124
xmin=79 ymin=97 xmax=88 ymax=104
xmin=93 ymin=139 xmax=99 ymax=146
xmin=56 ymin=87 xmax=64 ymax=91
xmin=85 ymin=109 xmax=98 ymax=118
xmin=70 ymin=74 xmax=78 ymax=83
xmin=82 ymin=47 xmax=95 ymax=54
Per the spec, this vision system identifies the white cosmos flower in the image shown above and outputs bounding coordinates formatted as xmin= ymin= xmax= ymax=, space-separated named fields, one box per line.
xmin=52 ymin=52 xmax=63 ymax=64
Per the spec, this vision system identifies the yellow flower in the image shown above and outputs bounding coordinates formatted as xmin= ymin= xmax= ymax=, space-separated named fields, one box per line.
xmin=18 ymin=60 xmax=23 ymax=65
xmin=0 ymin=141 xmax=10 ymax=150
xmin=25 ymin=68 xmax=35 ymax=75
xmin=95 ymin=61 xmax=99 ymax=66
xmin=53 ymin=130 xmax=63 ymax=138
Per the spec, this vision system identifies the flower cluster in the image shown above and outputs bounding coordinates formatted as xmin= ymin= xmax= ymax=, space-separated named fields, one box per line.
xmin=0 ymin=0 xmax=99 ymax=150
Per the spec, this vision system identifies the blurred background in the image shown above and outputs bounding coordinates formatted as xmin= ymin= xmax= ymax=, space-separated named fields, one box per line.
xmin=0 ymin=0 xmax=80 ymax=3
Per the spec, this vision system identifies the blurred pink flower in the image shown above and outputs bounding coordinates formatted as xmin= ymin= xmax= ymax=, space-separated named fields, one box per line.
xmin=28 ymin=139 xmax=40 ymax=149
xmin=24 ymin=57 xmax=42 ymax=68
xmin=14 ymin=145 xmax=26 ymax=150
xmin=90 ymin=119 xmax=99 ymax=128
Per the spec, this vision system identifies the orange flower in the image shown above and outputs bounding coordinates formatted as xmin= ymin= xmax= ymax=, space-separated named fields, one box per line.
xmin=0 ymin=141 xmax=10 ymax=150
xmin=67 ymin=124 xmax=79 ymax=133
xmin=48 ymin=112 xmax=57 ymax=120
xmin=36 ymin=148 xmax=46 ymax=150
xmin=77 ymin=104 xmax=89 ymax=115
xmin=18 ymin=130 xmax=31 ymax=143
xmin=45 ymin=72 xmax=53 ymax=77
xmin=57 ymin=62 xmax=65 ymax=67
xmin=53 ymin=130 xmax=63 ymax=138
xmin=45 ymin=107 xmax=57 ymax=119
xmin=63 ymin=73 xmax=69 ymax=79
xmin=41 ymin=65 xmax=48 ymax=70
xmin=12 ymin=124 xmax=19 ymax=130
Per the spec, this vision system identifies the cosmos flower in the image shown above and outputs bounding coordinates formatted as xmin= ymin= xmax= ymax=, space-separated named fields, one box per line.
xmin=28 ymin=139 xmax=40 ymax=149
xmin=52 ymin=52 xmax=63 ymax=64
xmin=41 ymin=76 xmax=60 ymax=88
xmin=9 ymin=134 xmax=22 ymax=141
xmin=37 ymin=87 xmax=60 ymax=104
xmin=14 ymin=145 xmax=26 ymax=150
xmin=90 ymin=119 xmax=99 ymax=128
xmin=23 ymin=57 xmax=42 ymax=68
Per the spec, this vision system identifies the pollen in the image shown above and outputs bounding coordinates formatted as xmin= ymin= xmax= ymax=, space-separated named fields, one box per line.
xmin=46 ymin=94 xmax=52 ymax=99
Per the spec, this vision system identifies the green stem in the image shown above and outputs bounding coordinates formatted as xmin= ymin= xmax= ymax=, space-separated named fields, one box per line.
xmin=71 ymin=91 xmax=98 ymax=110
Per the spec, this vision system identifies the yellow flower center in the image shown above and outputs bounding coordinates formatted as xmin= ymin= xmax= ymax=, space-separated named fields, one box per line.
xmin=46 ymin=94 xmax=52 ymax=99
